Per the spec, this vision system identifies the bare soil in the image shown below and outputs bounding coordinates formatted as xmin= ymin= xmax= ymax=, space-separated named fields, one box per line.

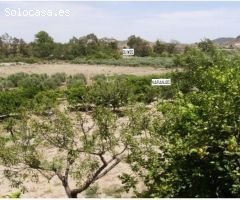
xmin=0 ymin=63 xmax=179 ymax=82
xmin=0 ymin=63 xmax=170 ymax=198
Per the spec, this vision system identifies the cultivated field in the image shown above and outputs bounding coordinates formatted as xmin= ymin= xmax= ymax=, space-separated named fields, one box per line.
xmin=0 ymin=63 xmax=168 ymax=198
xmin=0 ymin=63 xmax=179 ymax=82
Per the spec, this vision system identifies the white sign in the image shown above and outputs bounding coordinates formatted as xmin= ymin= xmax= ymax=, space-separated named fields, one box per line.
xmin=123 ymin=48 xmax=134 ymax=56
xmin=152 ymin=79 xmax=171 ymax=86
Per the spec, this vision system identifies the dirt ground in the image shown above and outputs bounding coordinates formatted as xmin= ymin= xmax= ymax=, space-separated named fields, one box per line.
xmin=0 ymin=63 xmax=168 ymax=198
xmin=0 ymin=111 xmax=139 ymax=198
xmin=0 ymin=106 xmax=138 ymax=198
xmin=0 ymin=63 xmax=178 ymax=82
xmin=0 ymin=163 xmax=135 ymax=198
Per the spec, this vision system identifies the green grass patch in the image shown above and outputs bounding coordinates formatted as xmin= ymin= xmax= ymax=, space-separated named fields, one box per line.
xmin=71 ymin=56 xmax=175 ymax=68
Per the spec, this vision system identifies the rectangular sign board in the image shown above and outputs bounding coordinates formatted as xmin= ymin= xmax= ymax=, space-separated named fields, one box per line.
xmin=152 ymin=79 xmax=171 ymax=86
xmin=123 ymin=48 xmax=134 ymax=56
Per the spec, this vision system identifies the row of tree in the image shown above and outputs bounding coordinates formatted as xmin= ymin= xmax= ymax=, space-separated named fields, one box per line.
xmin=0 ymin=31 xmax=182 ymax=60
xmin=0 ymin=43 xmax=239 ymax=197
xmin=127 ymin=35 xmax=180 ymax=56
xmin=0 ymin=32 xmax=120 ymax=60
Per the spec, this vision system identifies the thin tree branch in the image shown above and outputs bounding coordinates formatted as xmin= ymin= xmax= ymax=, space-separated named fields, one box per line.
xmin=95 ymin=158 xmax=121 ymax=180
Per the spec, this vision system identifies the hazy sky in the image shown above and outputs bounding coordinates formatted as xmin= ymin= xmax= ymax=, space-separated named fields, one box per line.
xmin=0 ymin=1 xmax=240 ymax=43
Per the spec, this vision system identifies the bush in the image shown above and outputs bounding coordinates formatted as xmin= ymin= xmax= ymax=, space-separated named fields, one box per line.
xmin=30 ymin=90 xmax=59 ymax=115
xmin=0 ymin=80 xmax=15 ymax=90
xmin=90 ymin=76 xmax=133 ymax=111
xmin=66 ymin=85 xmax=91 ymax=111
xmin=7 ymin=73 xmax=29 ymax=87
xmin=17 ymin=73 xmax=66 ymax=98
xmin=125 ymin=73 xmax=184 ymax=103
xmin=66 ymin=73 xmax=87 ymax=88
xmin=0 ymin=90 xmax=27 ymax=115
xmin=50 ymin=73 xmax=67 ymax=86
xmin=0 ymin=73 xmax=67 ymax=92
xmin=19 ymin=74 xmax=49 ymax=98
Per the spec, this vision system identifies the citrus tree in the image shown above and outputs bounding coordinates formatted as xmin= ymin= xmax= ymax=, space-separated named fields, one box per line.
xmin=121 ymin=46 xmax=240 ymax=197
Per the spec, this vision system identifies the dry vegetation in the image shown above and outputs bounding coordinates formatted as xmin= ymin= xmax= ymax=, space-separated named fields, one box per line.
xmin=0 ymin=63 xmax=178 ymax=82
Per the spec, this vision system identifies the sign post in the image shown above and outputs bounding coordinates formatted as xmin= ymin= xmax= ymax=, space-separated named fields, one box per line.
xmin=151 ymin=79 xmax=171 ymax=86
xmin=123 ymin=48 xmax=134 ymax=57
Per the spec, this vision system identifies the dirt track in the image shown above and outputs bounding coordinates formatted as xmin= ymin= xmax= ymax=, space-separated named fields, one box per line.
xmin=0 ymin=63 xmax=178 ymax=81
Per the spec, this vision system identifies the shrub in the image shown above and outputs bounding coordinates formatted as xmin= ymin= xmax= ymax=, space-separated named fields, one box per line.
xmin=0 ymin=89 xmax=26 ymax=115
xmin=126 ymin=75 xmax=160 ymax=103
xmin=19 ymin=74 xmax=48 ymax=98
xmin=66 ymin=73 xmax=87 ymax=88
xmin=0 ymin=80 xmax=15 ymax=90
xmin=66 ymin=85 xmax=91 ymax=111
xmin=90 ymin=76 xmax=133 ymax=111
xmin=50 ymin=73 xmax=67 ymax=86
xmin=7 ymin=72 xmax=29 ymax=87
xmin=30 ymin=90 xmax=59 ymax=114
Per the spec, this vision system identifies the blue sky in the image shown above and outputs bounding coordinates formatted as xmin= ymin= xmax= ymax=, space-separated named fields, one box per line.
xmin=0 ymin=1 xmax=240 ymax=43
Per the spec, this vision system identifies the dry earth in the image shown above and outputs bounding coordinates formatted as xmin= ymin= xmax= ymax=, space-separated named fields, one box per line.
xmin=0 ymin=110 xmax=139 ymax=198
xmin=0 ymin=163 xmax=135 ymax=198
xmin=0 ymin=63 xmax=169 ymax=198
xmin=0 ymin=63 xmax=179 ymax=82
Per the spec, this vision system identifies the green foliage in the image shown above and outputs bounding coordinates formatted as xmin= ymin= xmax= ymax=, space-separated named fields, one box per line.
xmin=85 ymin=184 xmax=100 ymax=198
xmin=72 ymin=56 xmax=174 ymax=67
xmin=90 ymin=76 xmax=133 ymax=110
xmin=119 ymin=173 xmax=138 ymax=193
xmin=198 ymin=38 xmax=216 ymax=53
xmin=124 ymin=73 xmax=190 ymax=102
xmin=1 ymin=191 xmax=22 ymax=198
xmin=125 ymin=75 xmax=160 ymax=103
xmin=0 ymin=33 xmax=29 ymax=57
xmin=127 ymin=35 xmax=152 ymax=57
xmin=18 ymin=74 xmax=49 ymax=98
xmin=33 ymin=31 xmax=54 ymax=58
xmin=51 ymin=73 xmax=67 ymax=86
xmin=66 ymin=73 xmax=87 ymax=88
xmin=6 ymin=73 xmax=29 ymax=87
xmin=1 ymin=37 xmax=238 ymax=198
xmin=0 ymin=31 xmax=179 ymax=64
xmin=0 ymin=89 xmax=26 ymax=115
xmin=0 ymin=73 xmax=67 ymax=93
xmin=30 ymin=90 xmax=59 ymax=115
xmin=67 ymin=33 xmax=120 ymax=59
xmin=153 ymin=40 xmax=165 ymax=55
xmin=0 ymin=105 xmax=132 ymax=197
xmin=122 ymin=46 xmax=240 ymax=197
xmin=66 ymin=85 xmax=91 ymax=111
xmin=0 ymin=79 xmax=15 ymax=90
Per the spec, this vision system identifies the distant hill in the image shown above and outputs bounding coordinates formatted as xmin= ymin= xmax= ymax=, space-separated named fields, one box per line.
xmin=213 ymin=37 xmax=235 ymax=45
xmin=213 ymin=36 xmax=240 ymax=47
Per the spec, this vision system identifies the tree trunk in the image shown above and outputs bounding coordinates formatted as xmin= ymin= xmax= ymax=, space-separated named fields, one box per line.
xmin=62 ymin=178 xmax=74 ymax=198
xmin=70 ymin=191 xmax=78 ymax=198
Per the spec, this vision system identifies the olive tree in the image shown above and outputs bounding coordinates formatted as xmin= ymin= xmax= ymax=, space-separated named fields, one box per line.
xmin=0 ymin=107 xmax=130 ymax=198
